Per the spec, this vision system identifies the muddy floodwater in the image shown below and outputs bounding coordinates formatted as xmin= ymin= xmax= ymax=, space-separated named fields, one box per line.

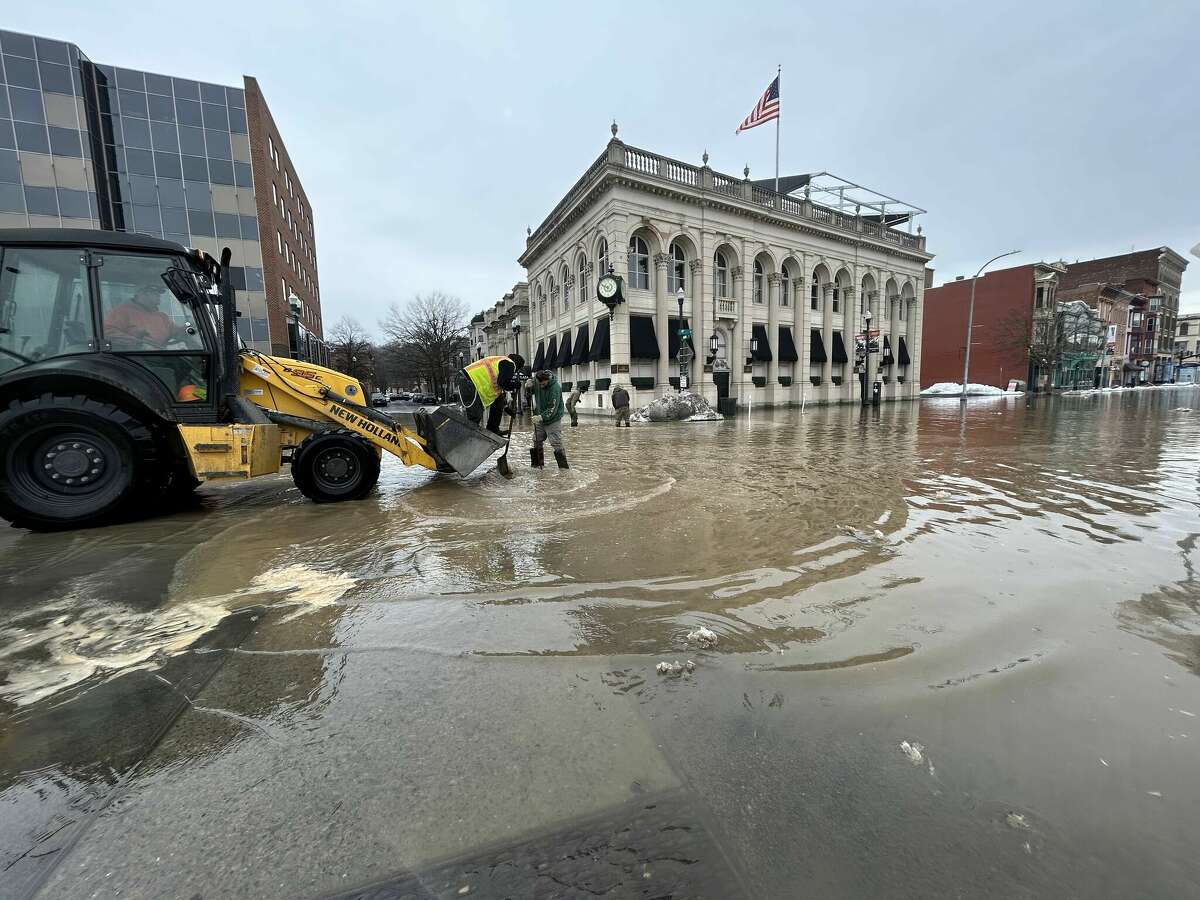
xmin=3 ymin=390 xmax=1200 ymax=899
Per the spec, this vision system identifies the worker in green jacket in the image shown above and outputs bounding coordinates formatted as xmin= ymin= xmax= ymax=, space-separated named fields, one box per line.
xmin=528 ymin=369 xmax=568 ymax=469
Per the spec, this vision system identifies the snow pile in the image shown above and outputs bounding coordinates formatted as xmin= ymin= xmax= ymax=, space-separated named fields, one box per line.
xmin=899 ymin=740 xmax=925 ymax=764
xmin=686 ymin=626 xmax=718 ymax=647
xmin=921 ymin=382 xmax=1020 ymax=397
xmin=631 ymin=390 xmax=722 ymax=423
xmin=656 ymin=659 xmax=696 ymax=676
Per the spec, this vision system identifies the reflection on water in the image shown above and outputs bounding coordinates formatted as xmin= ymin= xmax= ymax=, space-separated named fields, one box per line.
xmin=2 ymin=388 xmax=1199 ymax=708
xmin=2 ymin=388 xmax=1200 ymax=897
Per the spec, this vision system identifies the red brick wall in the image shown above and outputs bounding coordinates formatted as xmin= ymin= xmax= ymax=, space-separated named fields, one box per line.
xmin=244 ymin=76 xmax=322 ymax=356
xmin=920 ymin=265 xmax=1035 ymax=389
xmin=1058 ymin=250 xmax=1161 ymax=292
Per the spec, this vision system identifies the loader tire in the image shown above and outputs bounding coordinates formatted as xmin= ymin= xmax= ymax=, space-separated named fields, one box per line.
xmin=290 ymin=430 xmax=380 ymax=503
xmin=0 ymin=393 xmax=166 ymax=531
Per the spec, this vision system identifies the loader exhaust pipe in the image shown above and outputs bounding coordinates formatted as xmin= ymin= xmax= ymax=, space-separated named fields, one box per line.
xmin=218 ymin=246 xmax=239 ymax=411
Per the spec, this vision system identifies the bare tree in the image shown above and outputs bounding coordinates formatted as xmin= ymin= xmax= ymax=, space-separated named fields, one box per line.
xmin=380 ymin=292 xmax=469 ymax=400
xmin=327 ymin=316 xmax=377 ymax=392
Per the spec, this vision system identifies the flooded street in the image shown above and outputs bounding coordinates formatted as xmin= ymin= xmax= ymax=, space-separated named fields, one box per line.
xmin=3 ymin=390 xmax=1200 ymax=899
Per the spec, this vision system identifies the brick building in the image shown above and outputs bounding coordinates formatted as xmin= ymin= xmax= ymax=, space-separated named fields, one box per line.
xmin=0 ymin=28 xmax=324 ymax=360
xmin=920 ymin=262 xmax=1064 ymax=390
xmin=1058 ymin=248 xmax=1189 ymax=383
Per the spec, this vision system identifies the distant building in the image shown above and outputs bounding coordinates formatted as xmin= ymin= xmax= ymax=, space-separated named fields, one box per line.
xmin=921 ymin=262 xmax=1065 ymax=390
xmin=1058 ymin=248 xmax=1189 ymax=383
xmin=1176 ymin=312 xmax=1200 ymax=384
xmin=0 ymin=28 xmax=324 ymax=361
xmin=470 ymin=282 xmax=529 ymax=361
xmin=518 ymin=126 xmax=932 ymax=412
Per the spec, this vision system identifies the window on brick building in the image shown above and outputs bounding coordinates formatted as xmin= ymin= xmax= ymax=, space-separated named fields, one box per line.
xmin=1036 ymin=286 xmax=1045 ymax=309
xmin=271 ymin=183 xmax=277 ymax=205
xmin=277 ymin=231 xmax=282 ymax=254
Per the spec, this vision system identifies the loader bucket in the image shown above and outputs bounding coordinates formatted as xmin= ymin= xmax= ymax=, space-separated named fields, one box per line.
xmin=412 ymin=405 xmax=507 ymax=476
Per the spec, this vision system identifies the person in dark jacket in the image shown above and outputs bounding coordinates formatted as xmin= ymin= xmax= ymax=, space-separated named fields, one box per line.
xmin=565 ymin=386 xmax=582 ymax=426
xmin=528 ymin=370 xmax=568 ymax=468
xmin=457 ymin=354 xmax=523 ymax=434
xmin=611 ymin=383 xmax=631 ymax=427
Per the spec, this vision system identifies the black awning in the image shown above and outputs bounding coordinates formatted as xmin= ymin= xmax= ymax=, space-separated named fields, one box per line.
xmin=832 ymin=331 xmax=849 ymax=364
xmin=898 ymin=335 xmax=911 ymax=366
xmin=778 ymin=326 xmax=799 ymax=363
xmin=751 ymin=323 xmax=772 ymax=361
xmin=882 ymin=334 xmax=894 ymax=366
xmin=532 ymin=341 xmax=545 ymax=370
xmin=555 ymin=330 xmax=573 ymax=368
xmin=630 ymin=315 xmax=659 ymax=358
xmin=570 ymin=324 xmax=590 ymax=365
xmin=544 ymin=335 xmax=558 ymax=370
xmin=810 ymin=330 xmax=827 ymax=364
xmin=668 ymin=318 xmax=696 ymax=359
xmin=590 ymin=316 xmax=611 ymax=361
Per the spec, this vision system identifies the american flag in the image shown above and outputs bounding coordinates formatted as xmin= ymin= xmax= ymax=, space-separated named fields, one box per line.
xmin=736 ymin=76 xmax=780 ymax=134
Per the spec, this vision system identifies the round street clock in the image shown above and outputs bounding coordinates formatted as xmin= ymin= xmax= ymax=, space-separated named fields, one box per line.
xmin=597 ymin=273 xmax=620 ymax=301
xmin=596 ymin=271 xmax=624 ymax=318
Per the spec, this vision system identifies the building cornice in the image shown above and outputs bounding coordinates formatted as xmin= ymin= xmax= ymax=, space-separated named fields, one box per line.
xmin=519 ymin=142 xmax=932 ymax=270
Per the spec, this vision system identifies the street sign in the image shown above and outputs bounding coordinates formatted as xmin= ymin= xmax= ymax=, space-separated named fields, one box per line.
xmin=679 ymin=375 xmax=689 ymax=389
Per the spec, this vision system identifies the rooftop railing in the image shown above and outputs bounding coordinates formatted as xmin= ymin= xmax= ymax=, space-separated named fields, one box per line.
xmin=527 ymin=141 xmax=927 ymax=255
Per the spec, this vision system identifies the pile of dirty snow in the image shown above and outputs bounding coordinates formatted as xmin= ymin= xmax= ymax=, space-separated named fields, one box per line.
xmin=631 ymin=390 xmax=722 ymax=423
xmin=921 ymin=381 xmax=1020 ymax=397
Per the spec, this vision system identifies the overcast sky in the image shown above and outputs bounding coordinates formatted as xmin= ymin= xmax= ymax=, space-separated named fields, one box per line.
xmin=11 ymin=1 xmax=1200 ymax=332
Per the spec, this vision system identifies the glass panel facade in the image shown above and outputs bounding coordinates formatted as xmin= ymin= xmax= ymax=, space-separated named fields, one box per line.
xmin=0 ymin=29 xmax=301 ymax=357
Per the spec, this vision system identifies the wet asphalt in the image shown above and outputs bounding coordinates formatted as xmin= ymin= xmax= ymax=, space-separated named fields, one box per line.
xmin=2 ymin=392 xmax=1200 ymax=898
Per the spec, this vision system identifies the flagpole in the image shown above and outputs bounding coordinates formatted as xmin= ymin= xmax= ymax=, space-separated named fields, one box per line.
xmin=774 ymin=65 xmax=780 ymax=193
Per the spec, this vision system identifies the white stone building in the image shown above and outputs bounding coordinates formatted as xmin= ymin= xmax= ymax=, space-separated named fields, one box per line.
xmin=470 ymin=282 xmax=530 ymax=362
xmin=518 ymin=126 xmax=933 ymax=413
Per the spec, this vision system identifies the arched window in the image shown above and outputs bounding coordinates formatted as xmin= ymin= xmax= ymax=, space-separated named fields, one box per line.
xmin=628 ymin=235 xmax=649 ymax=290
xmin=597 ymin=238 xmax=608 ymax=277
xmin=537 ymin=285 xmax=545 ymax=323
xmin=753 ymin=260 xmax=765 ymax=304
xmin=832 ymin=285 xmax=840 ymax=314
xmin=899 ymin=296 xmax=905 ymax=321
xmin=714 ymin=251 xmax=729 ymax=298
xmin=810 ymin=282 xmax=819 ymax=311
xmin=548 ymin=275 xmax=557 ymax=319
xmin=781 ymin=265 xmax=791 ymax=307
xmin=576 ymin=253 xmax=587 ymax=303
xmin=668 ymin=241 xmax=686 ymax=293
xmin=561 ymin=265 xmax=571 ymax=306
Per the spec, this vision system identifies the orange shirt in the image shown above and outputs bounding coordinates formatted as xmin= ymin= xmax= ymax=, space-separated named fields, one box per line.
xmin=105 ymin=303 xmax=174 ymax=347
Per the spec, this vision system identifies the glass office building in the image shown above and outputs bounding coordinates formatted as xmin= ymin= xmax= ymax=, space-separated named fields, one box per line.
xmin=0 ymin=29 xmax=323 ymax=359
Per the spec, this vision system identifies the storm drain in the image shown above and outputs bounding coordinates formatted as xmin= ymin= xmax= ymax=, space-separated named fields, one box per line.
xmin=324 ymin=789 xmax=746 ymax=900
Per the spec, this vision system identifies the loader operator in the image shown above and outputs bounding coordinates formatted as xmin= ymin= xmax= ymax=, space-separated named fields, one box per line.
xmin=457 ymin=353 xmax=524 ymax=435
xmin=104 ymin=287 xmax=190 ymax=350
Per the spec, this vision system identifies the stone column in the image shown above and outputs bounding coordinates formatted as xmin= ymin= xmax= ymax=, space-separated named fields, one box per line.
xmin=733 ymin=264 xmax=747 ymax=405
xmin=844 ymin=286 xmax=857 ymax=404
xmin=909 ymin=275 xmax=925 ymax=398
xmin=608 ymin=221 xmax=630 ymax=401
xmin=889 ymin=280 xmax=901 ymax=402
xmin=689 ymin=256 xmax=703 ymax=391
xmin=654 ymin=252 xmax=670 ymax=395
xmin=794 ymin=266 xmax=807 ymax=406
xmin=766 ymin=272 xmax=781 ymax=403
xmin=821 ymin=282 xmax=834 ymax=391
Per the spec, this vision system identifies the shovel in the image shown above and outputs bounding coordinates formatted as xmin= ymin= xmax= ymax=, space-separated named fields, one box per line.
xmin=496 ymin=413 xmax=516 ymax=479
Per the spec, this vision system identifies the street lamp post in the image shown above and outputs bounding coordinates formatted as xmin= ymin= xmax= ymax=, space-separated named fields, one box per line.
xmin=860 ymin=309 xmax=873 ymax=406
xmin=675 ymin=287 xmax=692 ymax=392
xmin=511 ymin=319 xmax=524 ymax=412
xmin=962 ymin=249 xmax=1022 ymax=401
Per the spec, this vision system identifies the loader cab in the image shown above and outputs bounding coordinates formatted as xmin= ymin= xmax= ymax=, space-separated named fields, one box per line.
xmin=0 ymin=230 xmax=221 ymax=418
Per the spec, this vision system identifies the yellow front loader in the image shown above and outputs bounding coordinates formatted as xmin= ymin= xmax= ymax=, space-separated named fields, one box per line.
xmin=178 ymin=351 xmax=505 ymax=503
xmin=0 ymin=230 xmax=504 ymax=530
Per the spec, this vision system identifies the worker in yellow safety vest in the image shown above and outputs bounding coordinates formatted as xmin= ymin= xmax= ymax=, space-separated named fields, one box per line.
xmin=457 ymin=353 xmax=524 ymax=434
